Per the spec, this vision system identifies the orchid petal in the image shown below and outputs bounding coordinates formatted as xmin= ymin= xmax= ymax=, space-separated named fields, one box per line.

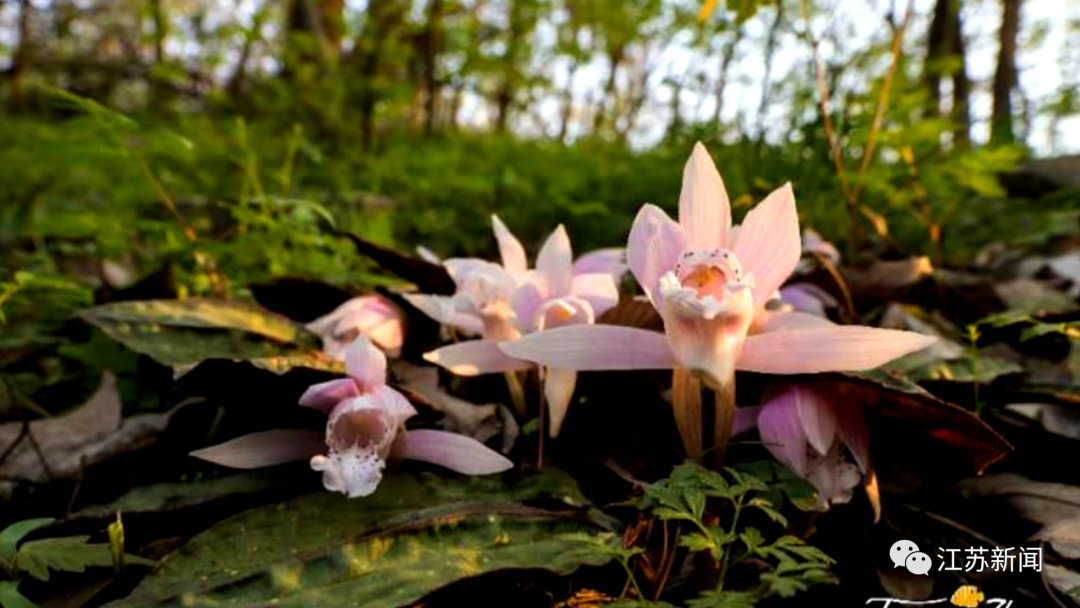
xmin=570 ymin=273 xmax=620 ymax=317
xmin=733 ymin=405 xmax=762 ymax=436
xmin=537 ymin=225 xmax=574 ymax=296
xmin=397 ymin=429 xmax=514 ymax=474
xmin=345 ymin=336 xmax=387 ymax=391
xmin=423 ymin=340 xmax=533 ymax=376
xmin=627 ymin=204 xmax=688 ymax=306
xmin=836 ymin=402 xmax=871 ymax=473
xmin=403 ymin=293 xmax=455 ymax=324
xmin=679 ymin=142 xmax=732 ymax=249
xmin=757 ymin=310 xmax=834 ymax=333
xmin=512 ymin=272 xmax=551 ymax=333
xmin=739 ymin=327 xmax=936 ymax=374
xmin=544 ymin=368 xmax=577 ymax=437
xmin=792 ymin=386 xmax=837 ymax=457
xmin=492 ymin=215 xmax=528 ymax=278
xmin=499 ymin=324 xmax=677 ymax=370
xmin=573 ymin=248 xmax=627 ymax=279
xmin=190 ymin=429 xmax=325 ymax=469
xmin=366 ymin=316 xmax=405 ymax=353
xmin=733 ymin=182 xmax=801 ymax=306
xmin=758 ymin=394 xmax=808 ymax=476
xmin=299 ymin=378 xmax=361 ymax=414
xmin=780 ymin=283 xmax=837 ymax=317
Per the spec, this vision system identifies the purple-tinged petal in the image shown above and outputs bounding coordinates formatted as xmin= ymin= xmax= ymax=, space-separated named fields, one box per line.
xmin=537 ymin=225 xmax=574 ymax=297
xmin=805 ymin=442 xmax=862 ymax=509
xmin=299 ymin=378 xmax=361 ymax=414
xmin=544 ymin=368 xmax=577 ymax=437
xmin=756 ymin=310 xmax=834 ymax=333
xmin=836 ymin=401 xmax=871 ymax=473
xmin=423 ymin=340 xmax=533 ymax=376
xmin=573 ymin=248 xmax=627 ymax=279
xmin=792 ymin=386 xmax=837 ymax=457
xmin=733 ymin=405 xmax=762 ymax=436
xmin=570 ymin=273 xmax=620 ymax=317
xmin=190 ymin=429 xmax=325 ymax=469
xmin=780 ymin=283 xmax=836 ymax=317
xmin=732 ymin=183 xmax=801 ymax=306
xmin=679 ymin=142 xmax=732 ymax=249
xmin=397 ymin=429 xmax=514 ymax=474
xmin=758 ymin=394 xmax=808 ymax=476
xmin=403 ymin=293 xmax=455 ymax=324
xmin=627 ymin=204 xmax=688 ymax=306
xmin=499 ymin=325 xmax=677 ymax=370
xmin=492 ymin=215 xmax=528 ymax=278
xmin=344 ymin=336 xmax=387 ymax=391
xmin=512 ymin=273 xmax=551 ymax=332
xmin=738 ymin=327 xmax=936 ymax=374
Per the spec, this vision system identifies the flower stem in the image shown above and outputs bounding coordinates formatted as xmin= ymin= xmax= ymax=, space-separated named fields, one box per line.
xmin=711 ymin=375 xmax=736 ymax=470
xmin=503 ymin=371 xmax=527 ymax=419
xmin=620 ymin=557 xmax=646 ymax=600
xmin=672 ymin=368 xmax=703 ymax=458
xmin=717 ymin=496 xmax=744 ymax=591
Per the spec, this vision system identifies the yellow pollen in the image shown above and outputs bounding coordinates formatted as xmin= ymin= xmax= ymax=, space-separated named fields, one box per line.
xmin=682 ymin=266 xmax=727 ymax=298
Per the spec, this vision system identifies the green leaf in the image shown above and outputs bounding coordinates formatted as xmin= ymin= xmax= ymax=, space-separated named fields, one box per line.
xmin=0 ymin=581 xmax=42 ymax=608
xmin=687 ymin=589 xmax=758 ymax=608
xmin=15 ymin=536 xmax=154 ymax=582
xmin=739 ymin=527 xmax=765 ymax=553
xmin=106 ymin=472 xmax=614 ymax=608
xmin=80 ymin=299 xmax=323 ymax=367
xmin=680 ymin=533 xmax=717 ymax=553
xmin=747 ymin=498 xmax=788 ymax=527
xmin=0 ymin=519 xmax=54 ymax=565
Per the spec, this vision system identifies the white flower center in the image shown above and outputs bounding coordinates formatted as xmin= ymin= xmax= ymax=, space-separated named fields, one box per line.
xmin=534 ymin=296 xmax=594 ymax=332
xmin=311 ymin=388 xmax=416 ymax=498
xmin=660 ymin=248 xmax=755 ymax=320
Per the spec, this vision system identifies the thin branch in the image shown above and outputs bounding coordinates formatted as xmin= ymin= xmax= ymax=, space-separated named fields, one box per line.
xmin=852 ymin=0 xmax=915 ymax=204
xmin=797 ymin=0 xmax=859 ymax=243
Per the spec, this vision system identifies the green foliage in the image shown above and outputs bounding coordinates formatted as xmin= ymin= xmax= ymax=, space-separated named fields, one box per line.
xmin=0 ymin=581 xmax=40 ymax=608
xmin=109 ymin=471 xmax=615 ymax=608
xmin=0 ymin=520 xmax=54 ymax=567
xmin=79 ymin=299 xmax=324 ymax=369
xmin=643 ymin=463 xmax=836 ymax=604
xmin=0 ymin=518 xmax=152 ymax=600
xmin=14 ymin=536 xmax=153 ymax=582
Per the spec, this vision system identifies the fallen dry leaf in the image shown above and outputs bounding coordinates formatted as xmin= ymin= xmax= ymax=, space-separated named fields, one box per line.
xmin=0 ymin=373 xmax=173 ymax=496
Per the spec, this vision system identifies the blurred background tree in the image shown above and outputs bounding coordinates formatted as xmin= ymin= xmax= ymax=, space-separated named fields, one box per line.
xmin=0 ymin=0 xmax=1076 ymax=295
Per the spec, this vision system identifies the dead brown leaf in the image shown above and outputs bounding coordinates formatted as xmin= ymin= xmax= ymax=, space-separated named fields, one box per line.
xmin=0 ymin=373 xmax=173 ymax=495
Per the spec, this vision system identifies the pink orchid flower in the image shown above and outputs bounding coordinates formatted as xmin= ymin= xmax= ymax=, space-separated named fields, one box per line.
xmin=307 ymin=295 xmax=404 ymax=359
xmin=500 ymin=142 xmax=934 ymax=387
xmin=190 ymin=336 xmax=513 ymax=498
xmin=777 ymin=283 xmax=838 ymax=318
xmin=405 ymin=217 xmax=625 ymax=343
xmin=745 ymin=384 xmax=869 ymax=510
xmin=421 ymin=220 xmax=621 ymax=436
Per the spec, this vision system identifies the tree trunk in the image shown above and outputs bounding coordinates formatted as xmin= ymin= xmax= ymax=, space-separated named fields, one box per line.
xmin=755 ymin=3 xmax=784 ymax=143
xmin=226 ymin=1 xmax=271 ymax=99
xmin=494 ymin=2 xmax=525 ymax=133
xmin=592 ymin=44 xmax=624 ymax=133
xmin=9 ymin=0 xmax=34 ymax=109
xmin=557 ymin=57 xmax=581 ymax=141
xmin=712 ymin=27 xmax=743 ymax=125
xmin=923 ymin=0 xmax=950 ymax=114
xmin=353 ymin=1 xmax=407 ymax=149
xmin=421 ymin=0 xmax=444 ymax=134
xmin=991 ymin=0 xmax=1021 ymax=144
xmin=949 ymin=0 xmax=971 ymax=145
